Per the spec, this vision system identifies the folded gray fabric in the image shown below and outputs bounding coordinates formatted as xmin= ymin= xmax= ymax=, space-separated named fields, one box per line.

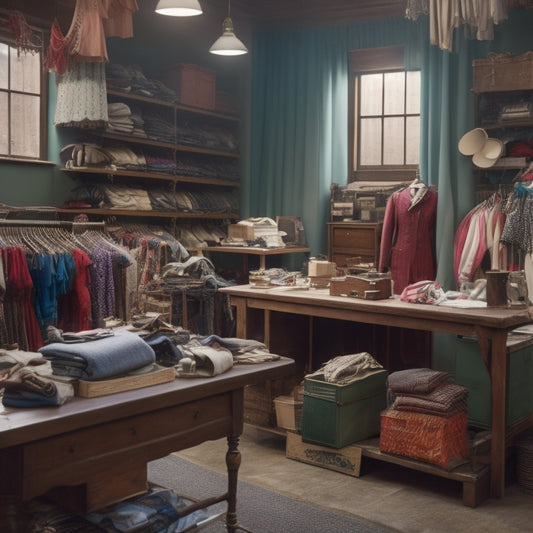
xmin=39 ymin=329 xmax=156 ymax=381
xmin=388 ymin=368 xmax=454 ymax=394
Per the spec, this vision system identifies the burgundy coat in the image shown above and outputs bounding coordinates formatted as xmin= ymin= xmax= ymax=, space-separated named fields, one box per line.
xmin=378 ymin=187 xmax=438 ymax=294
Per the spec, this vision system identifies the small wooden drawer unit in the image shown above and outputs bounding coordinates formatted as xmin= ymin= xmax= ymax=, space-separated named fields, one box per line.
xmin=327 ymin=222 xmax=382 ymax=267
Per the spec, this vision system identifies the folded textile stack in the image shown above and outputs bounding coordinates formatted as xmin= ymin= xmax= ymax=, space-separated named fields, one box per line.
xmin=39 ymin=328 xmax=156 ymax=381
xmin=387 ymin=367 xmax=468 ymax=417
xmin=106 ymin=102 xmax=135 ymax=135
xmin=380 ymin=368 xmax=470 ymax=468
xmin=0 ymin=349 xmax=75 ymax=407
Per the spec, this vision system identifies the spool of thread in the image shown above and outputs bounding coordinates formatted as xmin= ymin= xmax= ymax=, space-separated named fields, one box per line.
xmin=486 ymin=270 xmax=509 ymax=307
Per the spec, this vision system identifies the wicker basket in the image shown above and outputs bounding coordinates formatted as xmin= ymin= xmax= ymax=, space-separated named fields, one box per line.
xmin=473 ymin=52 xmax=533 ymax=93
xmin=380 ymin=409 xmax=469 ymax=469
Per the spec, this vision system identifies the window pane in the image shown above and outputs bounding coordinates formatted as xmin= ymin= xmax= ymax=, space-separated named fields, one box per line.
xmin=406 ymin=70 xmax=421 ymax=115
xmin=0 ymin=91 xmax=7 ymax=154
xmin=0 ymin=44 xmax=8 ymax=90
xmin=384 ymin=72 xmax=405 ymax=115
xmin=360 ymin=74 xmax=382 ymax=116
xmin=360 ymin=118 xmax=382 ymax=165
xmin=11 ymin=93 xmax=40 ymax=157
xmin=10 ymin=47 xmax=41 ymax=94
xmin=383 ymin=117 xmax=404 ymax=165
xmin=406 ymin=116 xmax=420 ymax=164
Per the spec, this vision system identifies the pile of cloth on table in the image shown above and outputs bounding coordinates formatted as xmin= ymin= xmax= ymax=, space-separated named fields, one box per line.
xmin=0 ymin=349 xmax=75 ymax=407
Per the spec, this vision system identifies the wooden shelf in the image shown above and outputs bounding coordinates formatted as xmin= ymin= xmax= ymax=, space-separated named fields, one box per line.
xmin=106 ymin=87 xmax=240 ymax=122
xmin=57 ymin=208 xmax=238 ymax=219
xmin=98 ymin=132 xmax=239 ymax=158
xmin=60 ymin=167 xmax=240 ymax=188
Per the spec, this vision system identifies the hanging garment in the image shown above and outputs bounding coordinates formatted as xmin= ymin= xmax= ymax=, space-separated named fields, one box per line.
xmin=64 ymin=0 xmax=109 ymax=62
xmin=103 ymin=0 xmax=138 ymax=39
xmin=379 ymin=187 xmax=438 ymax=294
xmin=54 ymin=61 xmax=108 ymax=126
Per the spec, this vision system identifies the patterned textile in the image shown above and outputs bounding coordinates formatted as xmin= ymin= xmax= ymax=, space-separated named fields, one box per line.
xmin=388 ymin=367 xmax=454 ymax=394
xmin=307 ymin=352 xmax=383 ymax=385
xmin=392 ymin=382 xmax=469 ymax=417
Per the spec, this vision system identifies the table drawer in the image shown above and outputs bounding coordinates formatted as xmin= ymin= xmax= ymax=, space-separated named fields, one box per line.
xmin=24 ymin=393 xmax=232 ymax=472
xmin=331 ymin=226 xmax=376 ymax=251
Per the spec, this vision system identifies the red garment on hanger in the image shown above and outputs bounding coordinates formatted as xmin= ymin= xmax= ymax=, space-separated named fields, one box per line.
xmin=379 ymin=187 xmax=438 ymax=294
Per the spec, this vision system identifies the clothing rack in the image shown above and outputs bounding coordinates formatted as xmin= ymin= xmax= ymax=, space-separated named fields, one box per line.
xmin=0 ymin=219 xmax=106 ymax=230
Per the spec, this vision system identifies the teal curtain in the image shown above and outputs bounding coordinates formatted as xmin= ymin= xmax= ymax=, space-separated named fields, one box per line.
xmin=249 ymin=18 xmax=411 ymax=257
xmin=248 ymin=11 xmax=533 ymax=282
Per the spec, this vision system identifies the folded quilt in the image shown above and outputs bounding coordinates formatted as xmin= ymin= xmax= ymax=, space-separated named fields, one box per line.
xmin=388 ymin=368 xmax=454 ymax=394
xmin=39 ymin=329 xmax=155 ymax=380
xmin=392 ymin=383 xmax=468 ymax=417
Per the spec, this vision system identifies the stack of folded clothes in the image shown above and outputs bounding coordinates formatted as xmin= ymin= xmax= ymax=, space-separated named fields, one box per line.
xmin=0 ymin=349 xmax=75 ymax=407
xmin=387 ymin=368 xmax=468 ymax=417
xmin=38 ymin=327 xmax=156 ymax=381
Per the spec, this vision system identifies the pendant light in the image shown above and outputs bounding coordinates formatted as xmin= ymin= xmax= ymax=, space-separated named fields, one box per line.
xmin=155 ymin=0 xmax=203 ymax=17
xmin=209 ymin=0 xmax=248 ymax=56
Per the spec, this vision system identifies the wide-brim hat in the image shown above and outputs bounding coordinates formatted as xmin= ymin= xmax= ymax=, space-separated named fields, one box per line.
xmin=458 ymin=128 xmax=488 ymax=156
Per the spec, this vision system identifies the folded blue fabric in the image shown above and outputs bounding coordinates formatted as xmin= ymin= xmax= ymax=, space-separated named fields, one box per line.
xmin=39 ymin=329 xmax=155 ymax=381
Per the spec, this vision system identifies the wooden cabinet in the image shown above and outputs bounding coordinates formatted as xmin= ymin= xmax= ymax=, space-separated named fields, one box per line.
xmin=327 ymin=222 xmax=382 ymax=267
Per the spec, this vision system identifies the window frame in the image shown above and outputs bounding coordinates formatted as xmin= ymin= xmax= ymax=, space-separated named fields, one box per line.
xmin=0 ymin=22 xmax=48 ymax=162
xmin=348 ymin=44 xmax=419 ymax=183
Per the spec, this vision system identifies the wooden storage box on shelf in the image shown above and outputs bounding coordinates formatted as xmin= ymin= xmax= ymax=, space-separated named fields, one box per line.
xmin=162 ymin=63 xmax=216 ymax=109
xmin=473 ymin=51 xmax=533 ymax=93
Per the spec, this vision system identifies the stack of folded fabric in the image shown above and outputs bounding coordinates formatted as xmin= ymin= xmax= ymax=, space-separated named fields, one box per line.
xmin=388 ymin=368 xmax=468 ymax=417
xmin=0 ymin=349 xmax=75 ymax=407
xmin=106 ymin=102 xmax=135 ymax=135
xmin=38 ymin=328 xmax=156 ymax=381
xmin=380 ymin=368 xmax=470 ymax=468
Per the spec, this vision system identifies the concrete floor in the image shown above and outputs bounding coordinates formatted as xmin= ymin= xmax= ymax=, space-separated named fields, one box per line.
xmin=175 ymin=426 xmax=533 ymax=533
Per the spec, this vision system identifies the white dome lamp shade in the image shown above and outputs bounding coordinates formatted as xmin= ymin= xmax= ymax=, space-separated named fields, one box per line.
xmin=155 ymin=0 xmax=202 ymax=17
xmin=210 ymin=0 xmax=248 ymax=56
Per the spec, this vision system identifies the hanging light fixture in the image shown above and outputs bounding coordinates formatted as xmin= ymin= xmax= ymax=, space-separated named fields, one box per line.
xmin=209 ymin=0 xmax=248 ymax=56
xmin=155 ymin=0 xmax=203 ymax=17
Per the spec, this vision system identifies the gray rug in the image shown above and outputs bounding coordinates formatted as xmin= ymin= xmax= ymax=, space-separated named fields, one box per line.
xmin=148 ymin=454 xmax=392 ymax=533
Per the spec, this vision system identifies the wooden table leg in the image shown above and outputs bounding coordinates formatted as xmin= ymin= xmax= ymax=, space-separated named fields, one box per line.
xmin=259 ymin=256 xmax=266 ymax=270
xmin=489 ymin=329 xmax=509 ymax=499
xmin=225 ymin=434 xmax=241 ymax=532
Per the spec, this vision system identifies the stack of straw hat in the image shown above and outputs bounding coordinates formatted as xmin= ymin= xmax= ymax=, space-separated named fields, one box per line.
xmin=458 ymin=127 xmax=504 ymax=168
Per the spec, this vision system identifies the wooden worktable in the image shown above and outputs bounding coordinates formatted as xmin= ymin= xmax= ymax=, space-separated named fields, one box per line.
xmin=204 ymin=245 xmax=310 ymax=271
xmin=0 ymin=357 xmax=294 ymax=531
xmin=219 ymin=284 xmax=533 ymax=500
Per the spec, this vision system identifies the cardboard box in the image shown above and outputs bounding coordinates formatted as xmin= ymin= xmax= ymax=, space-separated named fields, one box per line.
xmin=162 ymin=63 xmax=216 ymax=109
xmin=308 ymin=260 xmax=336 ymax=277
xmin=301 ymin=369 xmax=387 ymax=448
xmin=227 ymin=223 xmax=255 ymax=241
xmin=286 ymin=431 xmax=362 ymax=477
xmin=274 ymin=395 xmax=303 ymax=431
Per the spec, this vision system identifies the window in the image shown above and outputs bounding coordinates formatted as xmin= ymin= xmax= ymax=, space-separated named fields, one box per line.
xmin=349 ymin=45 xmax=420 ymax=182
xmin=0 ymin=26 xmax=46 ymax=160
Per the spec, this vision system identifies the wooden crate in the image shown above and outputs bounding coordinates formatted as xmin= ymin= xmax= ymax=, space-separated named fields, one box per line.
xmin=473 ymin=51 xmax=533 ymax=93
xmin=162 ymin=63 xmax=216 ymax=109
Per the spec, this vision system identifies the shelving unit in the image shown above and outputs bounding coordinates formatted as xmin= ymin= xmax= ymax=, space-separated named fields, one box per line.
xmin=472 ymin=54 xmax=533 ymax=193
xmin=59 ymin=85 xmax=241 ymax=229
